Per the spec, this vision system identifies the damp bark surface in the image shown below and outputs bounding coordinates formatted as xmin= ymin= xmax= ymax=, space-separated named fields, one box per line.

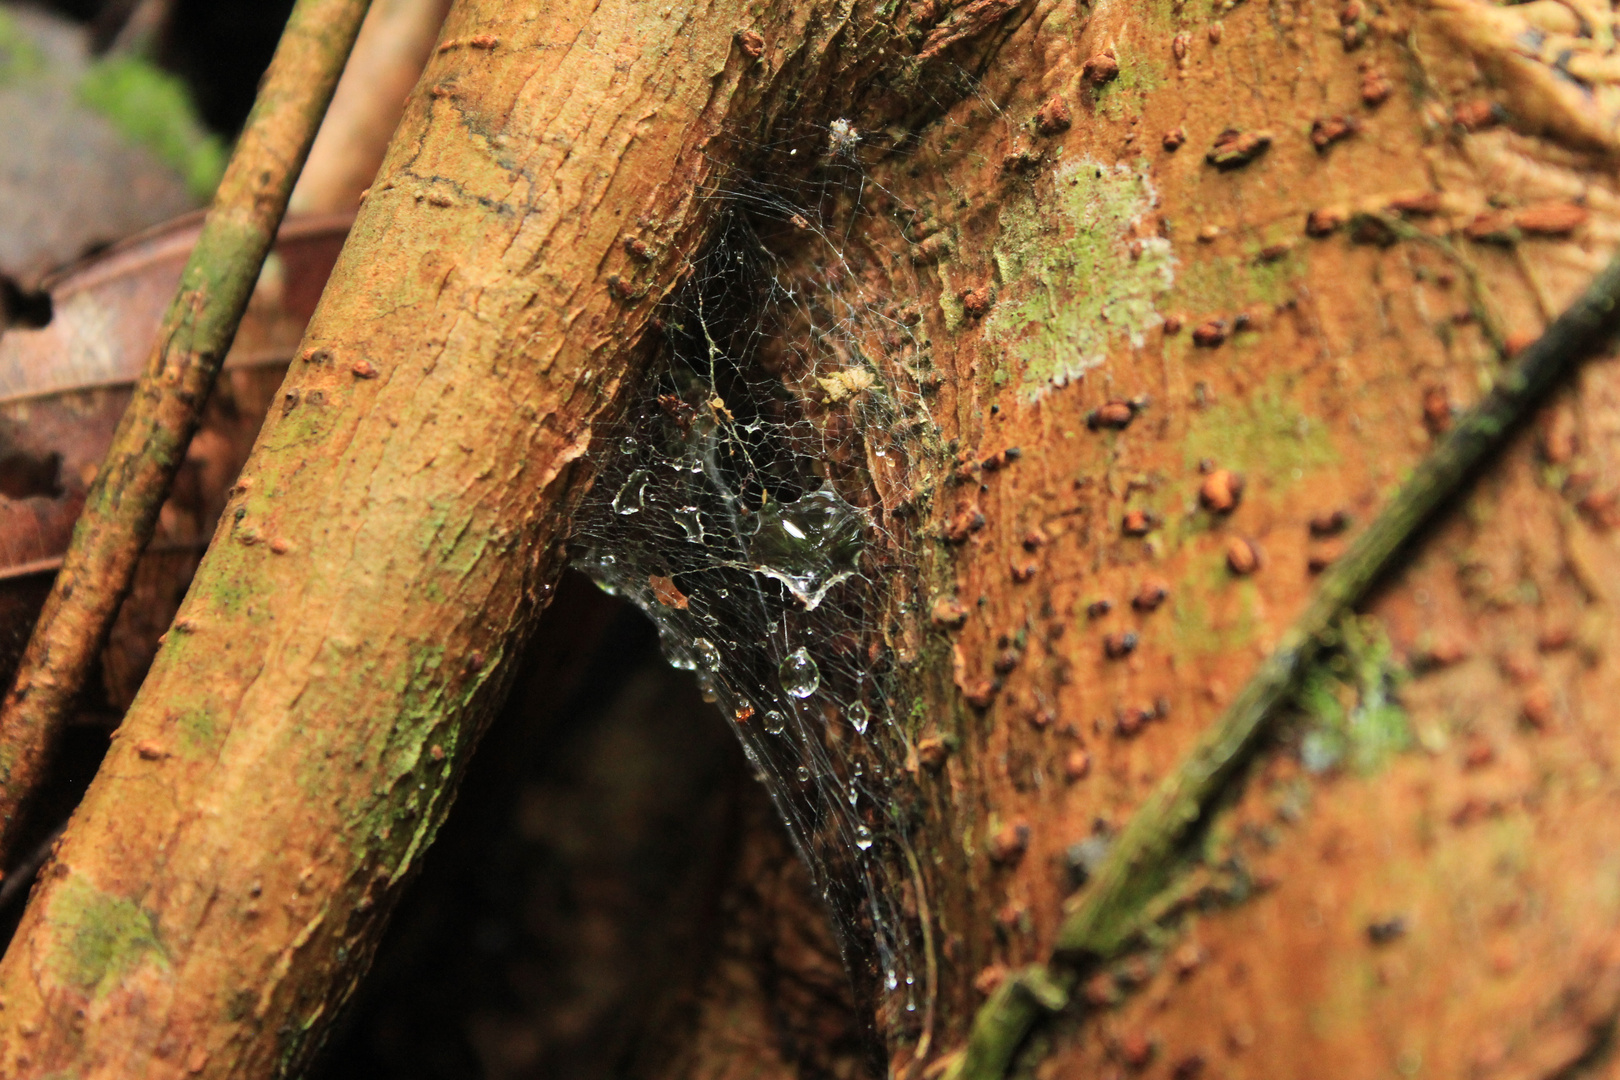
xmin=11 ymin=0 xmax=1620 ymax=1078
xmin=851 ymin=0 xmax=1620 ymax=1076
xmin=0 ymin=0 xmax=913 ymax=1074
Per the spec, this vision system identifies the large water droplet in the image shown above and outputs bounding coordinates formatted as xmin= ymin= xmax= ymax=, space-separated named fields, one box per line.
xmin=855 ymin=825 xmax=873 ymax=850
xmin=745 ymin=488 xmax=870 ymax=610
xmin=674 ymin=505 xmax=705 ymax=543
xmin=780 ymin=647 xmax=820 ymax=698
xmin=797 ymin=765 xmax=811 ymax=782
xmin=764 ymin=710 xmax=786 ymax=735
xmin=847 ymin=702 xmax=869 ymax=734
xmin=619 ymin=435 xmax=636 ymax=455
xmin=692 ymin=638 xmax=721 ymax=671
xmin=612 ymin=469 xmax=650 ymax=515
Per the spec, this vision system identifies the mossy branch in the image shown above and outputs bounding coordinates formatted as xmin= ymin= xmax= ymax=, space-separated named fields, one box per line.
xmin=0 ymin=0 xmax=371 ymax=861
xmin=945 ymin=250 xmax=1620 ymax=1080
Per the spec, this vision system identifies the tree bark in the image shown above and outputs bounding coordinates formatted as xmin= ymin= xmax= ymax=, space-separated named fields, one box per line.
xmin=0 ymin=0 xmax=922 ymax=1074
xmin=853 ymin=1 xmax=1620 ymax=1076
xmin=10 ymin=0 xmax=1620 ymax=1078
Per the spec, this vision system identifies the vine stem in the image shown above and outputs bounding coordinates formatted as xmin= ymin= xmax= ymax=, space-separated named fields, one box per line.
xmin=0 ymin=0 xmax=372 ymax=862
xmin=945 ymin=250 xmax=1620 ymax=1080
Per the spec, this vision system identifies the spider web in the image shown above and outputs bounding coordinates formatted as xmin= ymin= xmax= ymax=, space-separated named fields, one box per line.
xmin=569 ymin=110 xmax=957 ymax=1037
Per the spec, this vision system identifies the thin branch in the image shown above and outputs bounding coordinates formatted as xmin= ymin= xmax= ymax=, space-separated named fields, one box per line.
xmin=0 ymin=0 xmax=372 ymax=860
xmin=945 ymin=249 xmax=1620 ymax=1080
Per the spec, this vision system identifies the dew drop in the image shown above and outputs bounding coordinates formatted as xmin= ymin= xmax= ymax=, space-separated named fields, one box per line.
xmin=745 ymin=488 xmax=870 ymax=610
xmin=674 ymin=506 xmax=706 ymax=543
xmin=692 ymin=637 xmax=722 ymax=671
xmin=855 ymin=825 xmax=874 ymax=850
xmin=619 ymin=435 xmax=636 ymax=454
xmin=797 ymin=765 xmax=812 ymax=782
xmin=847 ymin=702 xmax=869 ymax=734
xmin=885 ymin=967 xmax=899 ymax=991
xmin=764 ymin=710 xmax=786 ymax=735
xmin=780 ymin=647 xmax=820 ymax=698
xmin=612 ymin=469 xmax=650 ymax=515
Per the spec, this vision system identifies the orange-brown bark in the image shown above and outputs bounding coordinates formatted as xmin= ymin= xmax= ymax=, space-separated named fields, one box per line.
xmin=0 ymin=0 xmax=918 ymax=1074
xmin=837 ymin=1 xmax=1620 ymax=1076
xmin=12 ymin=0 xmax=1620 ymax=1077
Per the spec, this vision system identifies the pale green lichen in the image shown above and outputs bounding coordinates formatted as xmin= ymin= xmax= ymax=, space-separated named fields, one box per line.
xmin=1093 ymin=41 xmax=1163 ymax=121
xmin=174 ymin=703 xmax=220 ymax=757
xmin=1181 ymin=371 xmax=1337 ymax=485
xmin=983 ymin=158 xmax=1174 ymax=400
xmin=78 ymin=56 xmax=226 ymax=199
xmin=1175 ymin=246 xmax=1305 ymax=312
xmin=1170 ymin=572 xmax=1261 ymax=656
xmin=45 ymin=874 xmax=168 ymax=998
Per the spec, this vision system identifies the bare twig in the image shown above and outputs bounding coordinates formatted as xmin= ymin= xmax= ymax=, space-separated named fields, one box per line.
xmin=946 ymin=250 xmax=1620 ymax=1080
xmin=0 ymin=0 xmax=372 ymax=859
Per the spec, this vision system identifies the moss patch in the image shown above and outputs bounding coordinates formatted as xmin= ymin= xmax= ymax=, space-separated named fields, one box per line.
xmin=983 ymin=157 xmax=1174 ymax=400
xmin=45 ymin=874 xmax=167 ymax=998
xmin=78 ymin=56 xmax=226 ymax=199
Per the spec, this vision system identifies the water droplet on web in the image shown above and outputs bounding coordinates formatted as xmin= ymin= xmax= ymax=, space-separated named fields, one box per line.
xmin=764 ymin=711 xmax=785 ymax=735
xmin=885 ymin=967 xmax=899 ymax=991
xmin=674 ymin=506 xmax=706 ymax=543
xmin=619 ymin=435 xmax=636 ymax=455
xmin=848 ymin=781 xmax=859 ymax=807
xmin=613 ymin=469 xmax=650 ymax=515
xmin=780 ymin=647 xmax=820 ymax=698
xmin=746 ymin=488 xmax=870 ymax=610
xmin=855 ymin=825 xmax=873 ymax=850
xmin=847 ymin=702 xmax=869 ymax=734
xmin=716 ymin=588 xmax=728 ymax=598
xmin=688 ymin=457 xmax=704 ymax=474
xmin=797 ymin=765 xmax=811 ymax=782
xmin=692 ymin=637 xmax=722 ymax=671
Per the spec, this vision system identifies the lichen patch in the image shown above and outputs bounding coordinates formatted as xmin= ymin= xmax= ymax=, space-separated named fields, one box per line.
xmin=982 ymin=157 xmax=1174 ymax=400
xmin=42 ymin=873 xmax=168 ymax=999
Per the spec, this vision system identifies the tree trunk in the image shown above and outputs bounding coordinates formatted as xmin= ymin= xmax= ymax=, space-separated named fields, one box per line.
xmin=8 ymin=0 xmax=1620 ymax=1077
xmin=853 ymin=0 xmax=1620 ymax=1076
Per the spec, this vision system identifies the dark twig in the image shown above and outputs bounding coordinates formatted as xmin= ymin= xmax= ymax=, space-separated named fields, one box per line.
xmin=945 ymin=250 xmax=1620 ymax=1080
xmin=0 ymin=0 xmax=372 ymax=860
